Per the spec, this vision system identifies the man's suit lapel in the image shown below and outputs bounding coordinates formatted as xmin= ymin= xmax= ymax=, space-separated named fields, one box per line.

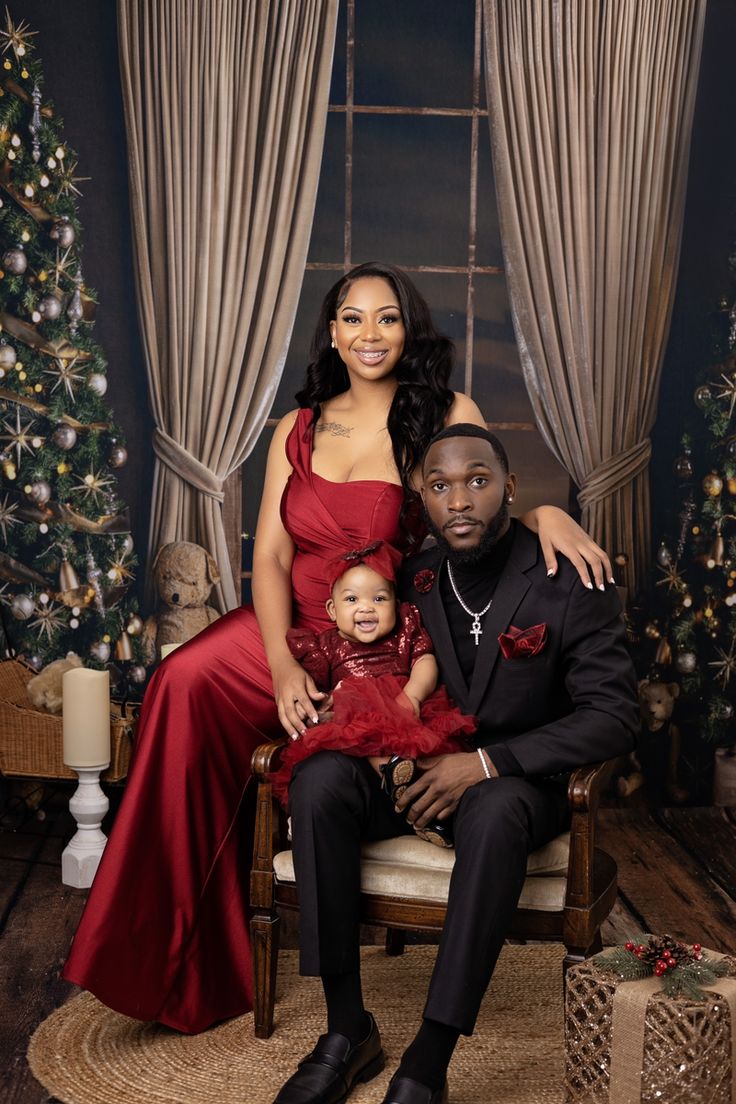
xmin=414 ymin=554 xmax=470 ymax=709
xmin=466 ymin=523 xmax=538 ymax=715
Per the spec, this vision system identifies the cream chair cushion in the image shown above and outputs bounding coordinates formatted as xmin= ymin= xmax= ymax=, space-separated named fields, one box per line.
xmin=273 ymin=830 xmax=570 ymax=913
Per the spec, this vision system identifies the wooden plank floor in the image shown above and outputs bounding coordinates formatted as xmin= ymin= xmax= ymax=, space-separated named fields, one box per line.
xmin=1 ymin=781 xmax=734 ymax=1103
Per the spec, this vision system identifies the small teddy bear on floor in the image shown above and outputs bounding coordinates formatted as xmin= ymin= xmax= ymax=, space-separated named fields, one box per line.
xmin=616 ymin=678 xmax=688 ymax=802
xmin=141 ymin=541 xmax=221 ymax=664
xmin=26 ymin=651 xmax=83 ymax=714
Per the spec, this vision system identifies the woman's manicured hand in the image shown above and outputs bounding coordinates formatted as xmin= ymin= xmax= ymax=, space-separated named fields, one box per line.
xmin=271 ymin=656 xmax=326 ymax=740
xmin=525 ymin=505 xmax=614 ymax=590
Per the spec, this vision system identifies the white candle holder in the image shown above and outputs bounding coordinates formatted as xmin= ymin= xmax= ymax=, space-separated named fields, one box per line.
xmin=61 ymin=764 xmax=110 ymax=888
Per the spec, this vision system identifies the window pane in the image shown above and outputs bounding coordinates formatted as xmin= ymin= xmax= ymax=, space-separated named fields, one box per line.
xmin=309 ymin=113 xmax=345 ymax=263
xmin=354 ymin=0 xmax=475 ymax=109
xmin=475 ymin=119 xmax=504 ymax=269
xmin=352 ymin=115 xmax=471 ymax=268
xmin=329 ymin=1 xmax=348 ymax=105
xmin=409 ymin=272 xmax=468 ymax=394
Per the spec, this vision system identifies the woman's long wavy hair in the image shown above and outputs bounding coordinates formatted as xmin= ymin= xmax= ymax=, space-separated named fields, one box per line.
xmin=296 ymin=262 xmax=455 ymax=540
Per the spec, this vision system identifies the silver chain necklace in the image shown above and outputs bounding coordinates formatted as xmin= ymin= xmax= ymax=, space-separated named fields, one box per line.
xmin=446 ymin=561 xmax=493 ymax=646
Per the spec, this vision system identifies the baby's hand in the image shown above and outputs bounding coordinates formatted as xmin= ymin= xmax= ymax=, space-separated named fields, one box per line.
xmin=317 ymin=693 xmax=334 ymax=724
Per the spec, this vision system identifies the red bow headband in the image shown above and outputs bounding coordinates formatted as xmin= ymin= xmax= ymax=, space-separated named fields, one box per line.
xmin=326 ymin=540 xmax=403 ymax=590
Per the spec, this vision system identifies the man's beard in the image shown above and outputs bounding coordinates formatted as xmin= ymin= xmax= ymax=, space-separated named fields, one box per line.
xmin=426 ymin=502 xmax=510 ymax=569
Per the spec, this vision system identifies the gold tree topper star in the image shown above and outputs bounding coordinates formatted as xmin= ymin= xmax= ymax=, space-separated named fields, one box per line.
xmin=0 ymin=8 xmax=37 ymax=61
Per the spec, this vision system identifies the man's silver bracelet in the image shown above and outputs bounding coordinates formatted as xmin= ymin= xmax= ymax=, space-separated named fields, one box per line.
xmin=478 ymin=747 xmax=492 ymax=780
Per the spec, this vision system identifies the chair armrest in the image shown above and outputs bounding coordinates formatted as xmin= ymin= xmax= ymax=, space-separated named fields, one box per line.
xmin=250 ymin=738 xmax=288 ymax=911
xmin=564 ymin=759 xmax=615 ymax=908
xmin=251 ymin=739 xmax=288 ymax=778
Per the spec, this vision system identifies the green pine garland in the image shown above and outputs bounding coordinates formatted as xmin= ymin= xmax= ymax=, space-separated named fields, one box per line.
xmin=594 ymin=934 xmax=731 ymax=1001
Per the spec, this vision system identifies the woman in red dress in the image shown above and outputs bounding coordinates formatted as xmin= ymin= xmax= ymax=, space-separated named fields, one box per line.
xmin=63 ymin=262 xmax=611 ymax=1033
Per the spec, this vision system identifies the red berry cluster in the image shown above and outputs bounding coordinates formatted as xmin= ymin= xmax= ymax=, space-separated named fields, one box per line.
xmin=624 ymin=938 xmax=702 ymax=977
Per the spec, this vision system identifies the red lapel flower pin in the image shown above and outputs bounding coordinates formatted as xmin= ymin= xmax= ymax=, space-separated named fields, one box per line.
xmin=413 ymin=568 xmax=436 ymax=594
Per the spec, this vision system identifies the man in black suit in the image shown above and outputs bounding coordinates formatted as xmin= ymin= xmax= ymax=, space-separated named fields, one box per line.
xmin=274 ymin=424 xmax=638 ymax=1104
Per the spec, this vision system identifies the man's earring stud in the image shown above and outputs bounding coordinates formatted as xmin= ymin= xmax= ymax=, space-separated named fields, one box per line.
xmin=330 ymin=339 xmax=336 ymax=348
xmin=507 ymin=496 xmax=514 ymax=503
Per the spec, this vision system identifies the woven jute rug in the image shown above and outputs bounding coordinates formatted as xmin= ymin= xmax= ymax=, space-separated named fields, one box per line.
xmin=28 ymin=943 xmax=565 ymax=1104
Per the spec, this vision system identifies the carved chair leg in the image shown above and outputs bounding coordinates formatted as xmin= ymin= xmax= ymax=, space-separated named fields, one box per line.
xmin=385 ymin=927 xmax=406 ymax=956
xmin=562 ymin=930 xmax=603 ymax=978
xmin=251 ymin=912 xmax=280 ymax=1038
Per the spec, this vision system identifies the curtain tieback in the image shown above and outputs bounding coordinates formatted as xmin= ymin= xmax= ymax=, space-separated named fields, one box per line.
xmin=152 ymin=428 xmax=225 ymax=503
xmin=577 ymin=438 xmax=652 ymax=510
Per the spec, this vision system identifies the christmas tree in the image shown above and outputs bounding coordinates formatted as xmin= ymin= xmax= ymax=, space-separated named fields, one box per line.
xmin=0 ymin=11 xmax=146 ymax=694
xmin=643 ymin=282 xmax=736 ymax=748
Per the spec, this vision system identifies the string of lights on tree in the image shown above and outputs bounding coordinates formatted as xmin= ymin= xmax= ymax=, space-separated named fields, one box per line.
xmin=0 ymin=10 xmax=146 ymax=696
xmin=639 ymin=282 xmax=736 ymax=745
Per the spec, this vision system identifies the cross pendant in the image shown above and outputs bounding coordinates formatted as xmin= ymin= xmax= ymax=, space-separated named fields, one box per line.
xmin=471 ymin=618 xmax=482 ymax=645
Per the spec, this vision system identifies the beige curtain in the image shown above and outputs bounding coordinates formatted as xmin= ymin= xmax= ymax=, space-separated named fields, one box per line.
xmin=117 ymin=0 xmax=338 ymax=609
xmin=484 ymin=0 xmax=706 ymax=591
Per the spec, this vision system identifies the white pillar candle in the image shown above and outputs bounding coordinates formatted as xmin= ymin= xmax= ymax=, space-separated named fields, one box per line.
xmin=160 ymin=642 xmax=183 ymax=659
xmin=62 ymin=668 xmax=111 ymax=767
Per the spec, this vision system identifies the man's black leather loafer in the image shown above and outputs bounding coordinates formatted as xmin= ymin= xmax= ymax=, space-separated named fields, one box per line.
xmin=273 ymin=1013 xmax=384 ymax=1104
xmin=380 ymin=1075 xmax=450 ymax=1104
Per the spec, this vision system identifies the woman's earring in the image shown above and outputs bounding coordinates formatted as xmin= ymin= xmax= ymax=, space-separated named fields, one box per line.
xmin=507 ymin=496 xmax=514 ymax=504
xmin=331 ymin=340 xmax=336 ymax=348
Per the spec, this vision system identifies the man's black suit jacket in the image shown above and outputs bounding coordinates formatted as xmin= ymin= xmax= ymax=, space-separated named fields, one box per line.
xmin=400 ymin=522 xmax=639 ymax=778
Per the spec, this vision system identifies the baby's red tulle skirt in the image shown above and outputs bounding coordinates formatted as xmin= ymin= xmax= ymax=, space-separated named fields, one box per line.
xmin=270 ymin=674 xmax=476 ymax=806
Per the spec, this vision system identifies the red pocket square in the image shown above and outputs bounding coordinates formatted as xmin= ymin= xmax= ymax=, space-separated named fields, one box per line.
xmin=498 ymin=623 xmax=547 ymax=659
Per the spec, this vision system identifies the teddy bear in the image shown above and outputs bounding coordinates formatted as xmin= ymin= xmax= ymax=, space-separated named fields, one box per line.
xmin=26 ymin=651 xmax=83 ymax=714
xmin=141 ymin=541 xmax=221 ymax=664
xmin=616 ymin=678 xmax=688 ymax=802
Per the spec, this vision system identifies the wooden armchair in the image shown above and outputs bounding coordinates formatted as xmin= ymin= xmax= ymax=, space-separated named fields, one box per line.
xmin=249 ymin=741 xmax=617 ymax=1039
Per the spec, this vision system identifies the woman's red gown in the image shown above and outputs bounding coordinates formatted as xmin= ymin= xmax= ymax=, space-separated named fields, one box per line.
xmin=62 ymin=409 xmax=408 ymax=1033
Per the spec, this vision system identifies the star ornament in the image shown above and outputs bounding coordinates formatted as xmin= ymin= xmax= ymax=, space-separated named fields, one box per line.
xmin=708 ymin=637 xmax=736 ymax=688
xmin=712 ymin=373 xmax=736 ymax=423
xmin=1 ymin=406 xmax=42 ymax=466
xmin=71 ymin=467 xmax=115 ymax=504
xmin=56 ymin=159 xmax=90 ymax=200
xmin=0 ymin=492 xmax=19 ymax=541
xmin=44 ymin=356 xmax=85 ymax=401
xmin=52 ymin=245 xmax=74 ymax=287
xmin=29 ymin=600 xmax=66 ymax=640
xmin=0 ymin=8 xmax=37 ymax=61
xmin=106 ymin=550 xmax=134 ymax=585
xmin=655 ymin=561 xmax=687 ymax=594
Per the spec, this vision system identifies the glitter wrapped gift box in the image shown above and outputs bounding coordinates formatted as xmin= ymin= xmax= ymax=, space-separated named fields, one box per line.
xmin=564 ymin=948 xmax=736 ymax=1103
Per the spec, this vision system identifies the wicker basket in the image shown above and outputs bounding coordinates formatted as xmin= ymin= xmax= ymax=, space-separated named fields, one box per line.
xmin=0 ymin=659 xmax=136 ymax=783
xmin=565 ymin=954 xmax=736 ymax=1103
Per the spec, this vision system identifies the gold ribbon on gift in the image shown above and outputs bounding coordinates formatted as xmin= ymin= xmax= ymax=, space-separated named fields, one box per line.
xmin=609 ymin=950 xmax=736 ymax=1104
xmin=0 ymin=312 xmax=93 ymax=361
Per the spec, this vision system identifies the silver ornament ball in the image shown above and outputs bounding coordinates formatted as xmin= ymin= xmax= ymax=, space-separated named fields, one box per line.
xmin=50 ymin=217 xmax=75 ymax=249
xmin=87 ymin=373 xmax=108 ymax=397
xmin=26 ymin=654 xmax=43 ymax=671
xmin=656 ymin=542 xmax=672 ymax=568
xmin=11 ymin=594 xmax=34 ymax=620
xmin=121 ymin=534 xmax=134 ymax=555
xmin=2 ymin=246 xmax=27 ymax=275
xmin=52 ymin=424 xmax=77 ymax=450
xmin=675 ymin=651 xmax=697 ymax=675
xmin=109 ymin=444 xmax=128 ymax=468
xmin=0 ymin=343 xmax=16 ymax=369
xmin=129 ymin=665 xmax=147 ymax=684
xmin=38 ymin=294 xmax=63 ymax=321
xmin=89 ymin=640 xmax=111 ymax=664
xmin=28 ymin=480 xmax=51 ymax=505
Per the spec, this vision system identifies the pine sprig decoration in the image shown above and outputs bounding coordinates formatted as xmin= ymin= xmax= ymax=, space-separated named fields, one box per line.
xmin=594 ymin=934 xmax=730 ymax=1000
